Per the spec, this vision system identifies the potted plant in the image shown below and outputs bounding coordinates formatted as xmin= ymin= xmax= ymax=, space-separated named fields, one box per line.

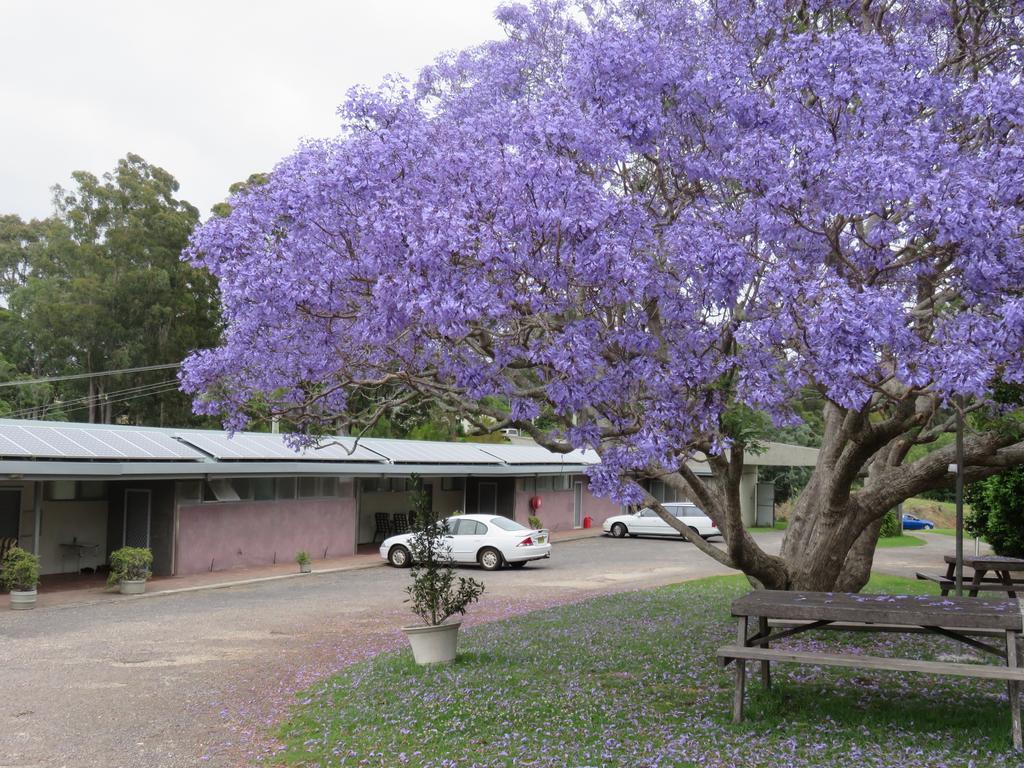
xmin=1 ymin=546 xmax=40 ymax=610
xmin=108 ymin=546 xmax=153 ymax=594
xmin=402 ymin=478 xmax=485 ymax=664
xmin=296 ymin=550 xmax=312 ymax=574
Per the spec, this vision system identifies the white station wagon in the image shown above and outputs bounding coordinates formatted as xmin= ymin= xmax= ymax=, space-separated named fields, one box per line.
xmin=603 ymin=503 xmax=720 ymax=540
xmin=380 ymin=513 xmax=551 ymax=571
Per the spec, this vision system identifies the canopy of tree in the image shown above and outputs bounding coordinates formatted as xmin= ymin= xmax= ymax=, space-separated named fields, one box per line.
xmin=0 ymin=154 xmax=220 ymax=425
xmin=182 ymin=1 xmax=1024 ymax=590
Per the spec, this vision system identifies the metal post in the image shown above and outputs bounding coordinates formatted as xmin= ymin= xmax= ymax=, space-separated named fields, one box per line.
xmin=32 ymin=481 xmax=42 ymax=556
xmin=955 ymin=402 xmax=965 ymax=598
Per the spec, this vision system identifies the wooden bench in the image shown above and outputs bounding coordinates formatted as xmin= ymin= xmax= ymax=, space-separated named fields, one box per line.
xmin=718 ymin=645 xmax=1024 ymax=682
xmin=717 ymin=590 xmax=1024 ymax=750
xmin=916 ymin=571 xmax=1024 ymax=595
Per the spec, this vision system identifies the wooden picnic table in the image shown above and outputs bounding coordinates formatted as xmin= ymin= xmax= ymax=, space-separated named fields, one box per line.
xmin=917 ymin=555 xmax=1024 ymax=597
xmin=717 ymin=590 xmax=1024 ymax=750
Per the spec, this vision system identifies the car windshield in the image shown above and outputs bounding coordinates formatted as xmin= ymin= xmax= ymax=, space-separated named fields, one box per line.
xmin=490 ymin=517 xmax=529 ymax=531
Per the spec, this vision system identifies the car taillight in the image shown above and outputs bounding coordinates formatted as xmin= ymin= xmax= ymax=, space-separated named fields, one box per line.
xmin=517 ymin=536 xmax=533 ymax=547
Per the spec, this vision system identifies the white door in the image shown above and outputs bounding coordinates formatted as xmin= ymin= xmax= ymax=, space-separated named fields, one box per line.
xmin=449 ymin=518 xmax=486 ymax=562
xmin=123 ymin=489 xmax=151 ymax=548
xmin=573 ymin=481 xmax=583 ymax=528
xmin=477 ymin=482 xmax=497 ymax=515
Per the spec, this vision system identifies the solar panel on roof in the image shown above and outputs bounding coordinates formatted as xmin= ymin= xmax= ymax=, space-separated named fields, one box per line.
xmin=0 ymin=422 xmax=204 ymax=460
xmin=358 ymin=438 xmax=502 ymax=464
xmin=174 ymin=431 xmax=384 ymax=461
xmin=477 ymin=444 xmax=599 ymax=465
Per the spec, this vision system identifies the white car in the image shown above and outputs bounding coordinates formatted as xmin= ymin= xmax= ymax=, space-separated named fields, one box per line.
xmin=603 ymin=503 xmax=720 ymax=540
xmin=380 ymin=514 xmax=551 ymax=571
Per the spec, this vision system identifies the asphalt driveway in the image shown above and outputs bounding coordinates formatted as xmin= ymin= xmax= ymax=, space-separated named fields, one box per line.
xmin=0 ymin=530 xmax=976 ymax=767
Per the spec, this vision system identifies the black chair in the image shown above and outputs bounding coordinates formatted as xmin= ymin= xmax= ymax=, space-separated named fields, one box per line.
xmin=373 ymin=513 xmax=392 ymax=544
xmin=392 ymin=512 xmax=410 ymax=534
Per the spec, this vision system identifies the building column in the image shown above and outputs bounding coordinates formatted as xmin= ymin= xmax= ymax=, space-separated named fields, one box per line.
xmin=32 ymin=480 xmax=42 ymax=555
xmin=739 ymin=468 xmax=758 ymax=528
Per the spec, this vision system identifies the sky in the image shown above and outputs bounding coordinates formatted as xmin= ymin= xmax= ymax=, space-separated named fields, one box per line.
xmin=0 ymin=1 xmax=504 ymax=221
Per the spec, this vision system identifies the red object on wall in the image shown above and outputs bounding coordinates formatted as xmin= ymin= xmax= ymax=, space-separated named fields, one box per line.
xmin=583 ymin=515 xmax=593 ymax=529
xmin=529 ymin=495 xmax=543 ymax=511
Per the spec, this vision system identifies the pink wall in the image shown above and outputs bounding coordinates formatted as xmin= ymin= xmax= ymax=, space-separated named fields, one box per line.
xmin=175 ymin=498 xmax=357 ymax=575
xmin=513 ymin=481 xmax=623 ymax=532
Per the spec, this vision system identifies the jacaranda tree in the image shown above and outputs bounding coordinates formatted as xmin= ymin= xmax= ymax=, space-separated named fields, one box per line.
xmin=182 ymin=0 xmax=1024 ymax=591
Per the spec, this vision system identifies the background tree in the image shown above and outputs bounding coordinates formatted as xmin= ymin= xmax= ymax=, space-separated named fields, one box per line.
xmin=2 ymin=155 xmax=221 ymax=424
xmin=966 ymin=467 xmax=1024 ymax=558
xmin=182 ymin=0 xmax=1024 ymax=591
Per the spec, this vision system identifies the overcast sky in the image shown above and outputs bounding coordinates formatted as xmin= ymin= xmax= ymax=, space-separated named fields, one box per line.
xmin=0 ymin=1 xmax=504 ymax=221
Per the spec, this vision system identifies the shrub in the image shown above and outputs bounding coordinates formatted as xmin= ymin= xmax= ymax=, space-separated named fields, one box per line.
xmin=879 ymin=509 xmax=902 ymax=538
xmin=295 ymin=550 xmax=311 ymax=566
xmin=406 ymin=477 xmax=484 ymax=626
xmin=107 ymin=547 xmax=153 ymax=586
xmin=528 ymin=515 xmax=543 ymax=530
xmin=1 ymin=547 xmax=40 ymax=592
xmin=966 ymin=468 xmax=1024 ymax=557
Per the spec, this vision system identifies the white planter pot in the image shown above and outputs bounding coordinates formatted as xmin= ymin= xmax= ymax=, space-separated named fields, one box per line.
xmin=299 ymin=563 xmax=311 ymax=574
xmin=119 ymin=579 xmax=147 ymax=595
xmin=10 ymin=589 xmax=37 ymax=610
xmin=402 ymin=621 xmax=462 ymax=664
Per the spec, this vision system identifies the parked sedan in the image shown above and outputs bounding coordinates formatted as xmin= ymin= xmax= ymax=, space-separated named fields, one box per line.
xmin=901 ymin=513 xmax=935 ymax=531
xmin=603 ymin=503 xmax=720 ymax=540
xmin=380 ymin=513 xmax=551 ymax=571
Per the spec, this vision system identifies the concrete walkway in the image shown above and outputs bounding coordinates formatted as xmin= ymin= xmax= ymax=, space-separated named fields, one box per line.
xmin=30 ymin=527 xmax=605 ymax=610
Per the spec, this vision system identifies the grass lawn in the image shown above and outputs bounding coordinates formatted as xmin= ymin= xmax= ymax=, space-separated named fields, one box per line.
xmin=876 ymin=534 xmax=927 ymax=548
xmin=276 ymin=574 xmax=1021 ymax=767
xmin=748 ymin=519 xmax=788 ymax=532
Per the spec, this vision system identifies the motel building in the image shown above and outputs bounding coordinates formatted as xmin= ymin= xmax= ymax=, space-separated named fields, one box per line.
xmin=0 ymin=419 xmax=818 ymax=578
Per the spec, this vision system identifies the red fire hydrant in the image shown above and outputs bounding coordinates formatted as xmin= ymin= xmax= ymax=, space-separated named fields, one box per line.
xmin=583 ymin=515 xmax=593 ymax=529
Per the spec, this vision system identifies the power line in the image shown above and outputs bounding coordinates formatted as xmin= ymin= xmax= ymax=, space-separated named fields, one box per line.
xmin=3 ymin=379 xmax=181 ymax=420
xmin=0 ymin=362 xmax=181 ymax=389
xmin=10 ymin=382 xmax=184 ymax=420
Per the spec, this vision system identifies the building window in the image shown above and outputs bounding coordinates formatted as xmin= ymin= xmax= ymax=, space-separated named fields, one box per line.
xmin=204 ymin=479 xmax=241 ymax=502
xmin=232 ymin=478 xmax=254 ymax=501
xmin=552 ymin=475 xmax=570 ymax=491
xmin=254 ymin=477 xmax=275 ymax=501
xmin=276 ymin=477 xmax=296 ymax=500
xmin=176 ymin=480 xmax=202 ymax=502
xmin=442 ymin=477 xmax=466 ymax=492
xmin=298 ymin=477 xmax=319 ymax=498
xmin=45 ymin=480 xmax=109 ymax=501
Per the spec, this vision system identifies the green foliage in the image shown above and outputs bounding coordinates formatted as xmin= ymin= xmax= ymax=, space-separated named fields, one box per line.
xmin=0 ymin=547 xmax=40 ymax=591
xmin=405 ymin=476 xmax=484 ymax=626
xmin=0 ymin=154 xmax=221 ymax=426
xmin=107 ymin=546 xmax=153 ymax=585
xmin=965 ymin=467 xmax=1024 ymax=557
xmin=528 ymin=515 xmax=543 ymax=530
xmin=295 ymin=550 xmax=311 ymax=566
xmin=879 ymin=509 xmax=903 ymax=538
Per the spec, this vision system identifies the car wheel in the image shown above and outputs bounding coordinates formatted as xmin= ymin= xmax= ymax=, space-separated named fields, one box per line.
xmin=687 ymin=527 xmax=699 ymax=540
xmin=611 ymin=523 xmax=628 ymax=538
xmin=508 ymin=561 xmax=527 ymax=569
xmin=388 ymin=545 xmax=412 ymax=568
xmin=479 ymin=547 xmax=503 ymax=571
xmin=925 ymin=524 xmax=934 ymax=530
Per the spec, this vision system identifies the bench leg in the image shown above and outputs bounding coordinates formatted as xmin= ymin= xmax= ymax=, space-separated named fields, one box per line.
xmin=1008 ymin=630 xmax=1022 ymax=751
xmin=759 ymin=616 xmax=771 ymax=690
xmin=733 ymin=616 xmax=748 ymax=723
xmin=999 ymin=569 xmax=1018 ymax=600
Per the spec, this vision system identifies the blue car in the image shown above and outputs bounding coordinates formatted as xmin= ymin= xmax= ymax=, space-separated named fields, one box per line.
xmin=901 ymin=513 xmax=935 ymax=531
